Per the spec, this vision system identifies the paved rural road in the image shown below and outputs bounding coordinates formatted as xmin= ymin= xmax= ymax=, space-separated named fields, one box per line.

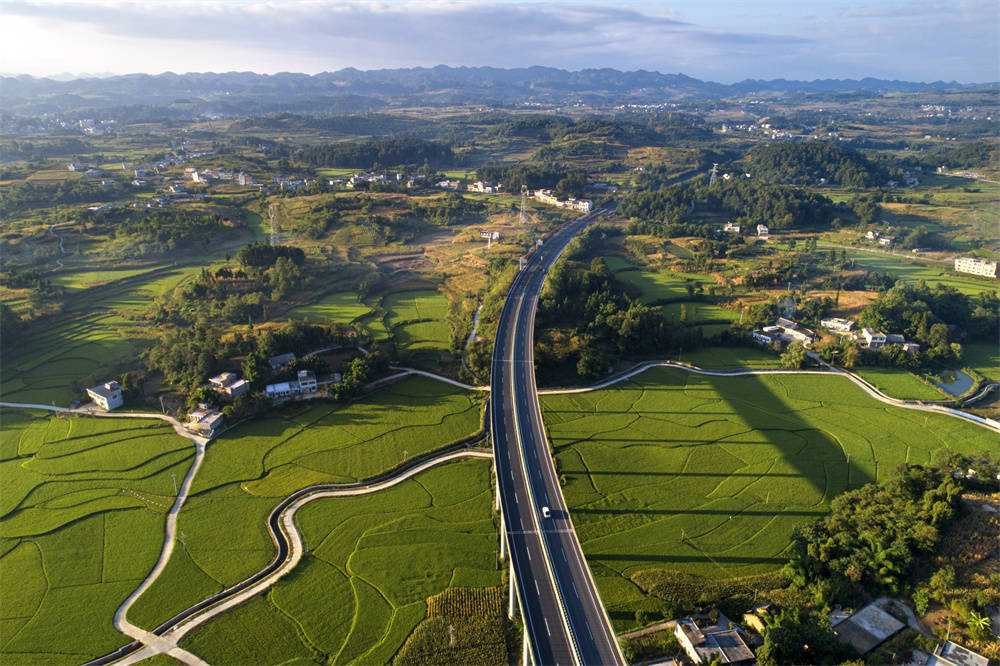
xmin=491 ymin=204 xmax=625 ymax=666
xmin=81 ymin=444 xmax=492 ymax=665
xmin=815 ymin=241 xmax=955 ymax=264
xmin=536 ymin=360 xmax=1000 ymax=434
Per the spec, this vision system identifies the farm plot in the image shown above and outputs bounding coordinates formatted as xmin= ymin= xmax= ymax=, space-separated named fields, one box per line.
xmin=962 ymin=343 xmax=1000 ymax=382
xmin=0 ymin=410 xmax=193 ymax=664
xmin=541 ymin=367 xmax=994 ymax=630
xmin=383 ymin=289 xmax=453 ymax=357
xmin=843 ymin=250 xmax=997 ymax=296
xmin=1 ymin=264 xmax=207 ymax=406
xmin=285 ymin=291 xmax=373 ymax=325
xmin=612 ymin=264 xmax=715 ymax=304
xmin=853 ymin=367 xmax=949 ymax=400
xmin=179 ymin=459 xmax=502 ymax=665
xmin=129 ymin=377 xmax=485 ymax=629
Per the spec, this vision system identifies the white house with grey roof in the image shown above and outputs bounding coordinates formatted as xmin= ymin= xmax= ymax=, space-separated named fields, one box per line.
xmin=86 ymin=381 xmax=123 ymax=411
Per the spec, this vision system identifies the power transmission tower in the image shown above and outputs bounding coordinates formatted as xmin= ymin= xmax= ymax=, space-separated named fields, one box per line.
xmin=519 ymin=186 xmax=528 ymax=224
xmin=709 ymin=163 xmax=719 ymax=186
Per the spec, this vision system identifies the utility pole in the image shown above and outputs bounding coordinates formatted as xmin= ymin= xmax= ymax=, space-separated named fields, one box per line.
xmin=172 ymin=472 xmax=178 ymax=495
xmin=159 ymin=395 xmax=166 ymax=414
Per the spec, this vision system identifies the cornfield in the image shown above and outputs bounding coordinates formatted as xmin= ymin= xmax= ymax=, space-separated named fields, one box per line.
xmin=427 ymin=587 xmax=504 ymax=617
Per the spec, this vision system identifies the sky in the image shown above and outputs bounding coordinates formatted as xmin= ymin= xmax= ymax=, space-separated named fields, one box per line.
xmin=0 ymin=0 xmax=997 ymax=83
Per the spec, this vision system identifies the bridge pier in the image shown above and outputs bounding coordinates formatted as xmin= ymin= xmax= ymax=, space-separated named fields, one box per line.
xmin=508 ymin=558 xmax=517 ymax=620
xmin=522 ymin=624 xmax=532 ymax=666
xmin=499 ymin=510 xmax=507 ymax=561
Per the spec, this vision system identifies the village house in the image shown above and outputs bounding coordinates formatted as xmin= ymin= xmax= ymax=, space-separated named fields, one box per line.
xmin=831 ymin=602 xmax=904 ymax=656
xmin=878 ymin=236 xmax=895 ymax=246
xmin=925 ymin=640 xmax=989 ymax=666
xmin=954 ymin=256 xmax=998 ymax=278
xmin=821 ymin=317 xmax=855 ymax=333
xmin=751 ymin=326 xmax=782 ymax=345
xmin=86 ymin=381 xmax=123 ymax=411
xmin=479 ymin=231 xmax=500 ymax=241
xmin=208 ymin=372 xmax=249 ymax=398
xmin=268 ymin=352 xmax=296 ymax=372
xmin=860 ymin=328 xmax=888 ymax=350
xmin=866 ymin=230 xmax=880 ymax=242
xmin=675 ymin=616 xmax=755 ymax=665
xmin=297 ymin=370 xmax=318 ymax=393
xmin=436 ymin=180 xmax=460 ymax=190
xmin=756 ymin=224 xmax=769 ymax=239
xmin=723 ymin=221 xmax=741 ymax=234
xmin=185 ymin=405 xmax=225 ymax=438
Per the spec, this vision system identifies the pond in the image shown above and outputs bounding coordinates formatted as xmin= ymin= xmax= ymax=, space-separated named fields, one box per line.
xmin=935 ymin=369 xmax=976 ymax=397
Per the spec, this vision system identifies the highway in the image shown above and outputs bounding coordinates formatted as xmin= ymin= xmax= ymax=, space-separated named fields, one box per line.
xmin=490 ymin=206 xmax=624 ymax=666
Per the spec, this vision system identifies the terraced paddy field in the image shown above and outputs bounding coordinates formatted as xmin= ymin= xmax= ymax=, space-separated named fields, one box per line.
xmin=842 ymin=250 xmax=998 ymax=296
xmin=1 ymin=264 xmax=209 ymax=406
xmin=129 ymin=377 xmax=485 ymax=630
xmin=383 ymin=289 xmax=453 ymax=356
xmin=285 ymin=291 xmax=373 ymax=325
xmin=179 ymin=458 xmax=503 ymax=665
xmin=0 ymin=410 xmax=194 ymax=664
xmin=541 ymin=367 xmax=995 ymax=630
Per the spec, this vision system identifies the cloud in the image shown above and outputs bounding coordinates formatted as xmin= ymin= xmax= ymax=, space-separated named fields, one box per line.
xmin=0 ymin=0 xmax=994 ymax=81
xmin=0 ymin=0 xmax=808 ymax=75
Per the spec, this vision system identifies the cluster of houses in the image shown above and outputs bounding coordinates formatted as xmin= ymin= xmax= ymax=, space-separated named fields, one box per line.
xmin=721 ymin=222 xmax=769 ymax=239
xmin=751 ymin=316 xmax=816 ymax=347
xmin=263 ymin=353 xmax=341 ymax=402
xmin=865 ymin=230 xmax=896 ymax=246
xmin=532 ymin=189 xmax=593 ymax=212
xmin=466 ymin=181 xmax=504 ymax=194
xmin=954 ymin=256 xmax=998 ymax=279
xmin=668 ymin=601 xmax=988 ymax=666
xmin=817 ymin=317 xmax=920 ymax=353
xmin=187 ymin=167 xmax=256 ymax=186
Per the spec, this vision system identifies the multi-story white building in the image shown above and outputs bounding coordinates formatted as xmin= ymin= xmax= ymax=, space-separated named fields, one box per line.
xmin=86 ymin=381 xmax=123 ymax=411
xmin=821 ymin=317 xmax=855 ymax=333
xmin=954 ymin=256 xmax=998 ymax=278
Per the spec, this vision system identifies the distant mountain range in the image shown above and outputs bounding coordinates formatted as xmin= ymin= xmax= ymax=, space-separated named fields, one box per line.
xmin=1 ymin=66 xmax=993 ymax=117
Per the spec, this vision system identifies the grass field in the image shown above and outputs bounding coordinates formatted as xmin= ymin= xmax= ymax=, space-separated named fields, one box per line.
xmin=843 ymin=250 xmax=998 ymax=296
xmin=853 ymin=367 xmax=949 ymax=400
xmin=541 ymin=367 xmax=995 ymax=630
xmin=0 ymin=410 xmax=192 ymax=663
xmin=285 ymin=291 xmax=373 ymax=325
xmin=129 ymin=377 xmax=485 ymax=629
xmin=179 ymin=458 xmax=502 ymax=665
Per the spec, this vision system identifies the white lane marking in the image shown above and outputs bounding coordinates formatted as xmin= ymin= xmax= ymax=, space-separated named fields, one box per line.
xmin=534 ymin=579 xmax=540 ymax=593
xmin=544 ymin=618 xmax=551 ymax=635
xmin=561 ymin=550 xmax=568 ymax=562
xmin=571 ymin=581 xmax=578 ymax=597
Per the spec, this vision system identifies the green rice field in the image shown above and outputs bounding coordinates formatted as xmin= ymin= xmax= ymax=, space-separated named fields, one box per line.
xmin=1 ymin=264 xmax=209 ymax=406
xmin=853 ymin=367 xmax=949 ymax=400
xmin=128 ymin=377 xmax=485 ymax=629
xmin=541 ymin=367 xmax=995 ymax=629
xmin=0 ymin=410 xmax=193 ymax=664
xmin=180 ymin=458 xmax=501 ymax=665
xmin=285 ymin=291 xmax=373 ymax=325
xmin=382 ymin=289 xmax=453 ymax=355
xmin=843 ymin=250 xmax=998 ymax=296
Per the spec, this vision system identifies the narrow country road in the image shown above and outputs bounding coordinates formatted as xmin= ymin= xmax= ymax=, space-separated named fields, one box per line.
xmin=816 ymin=241 xmax=955 ymax=264
xmin=536 ymin=361 xmax=1000 ymax=433
xmin=89 ymin=447 xmax=493 ymax=665
xmin=0 ymin=401 xmax=209 ymax=665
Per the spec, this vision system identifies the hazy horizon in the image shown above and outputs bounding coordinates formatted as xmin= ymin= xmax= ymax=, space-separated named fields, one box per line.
xmin=1 ymin=0 xmax=997 ymax=84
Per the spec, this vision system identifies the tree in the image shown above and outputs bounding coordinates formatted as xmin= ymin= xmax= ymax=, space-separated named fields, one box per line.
xmin=242 ymin=349 xmax=268 ymax=388
xmin=757 ymin=609 xmax=847 ymax=666
xmin=780 ymin=342 xmax=808 ymax=369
